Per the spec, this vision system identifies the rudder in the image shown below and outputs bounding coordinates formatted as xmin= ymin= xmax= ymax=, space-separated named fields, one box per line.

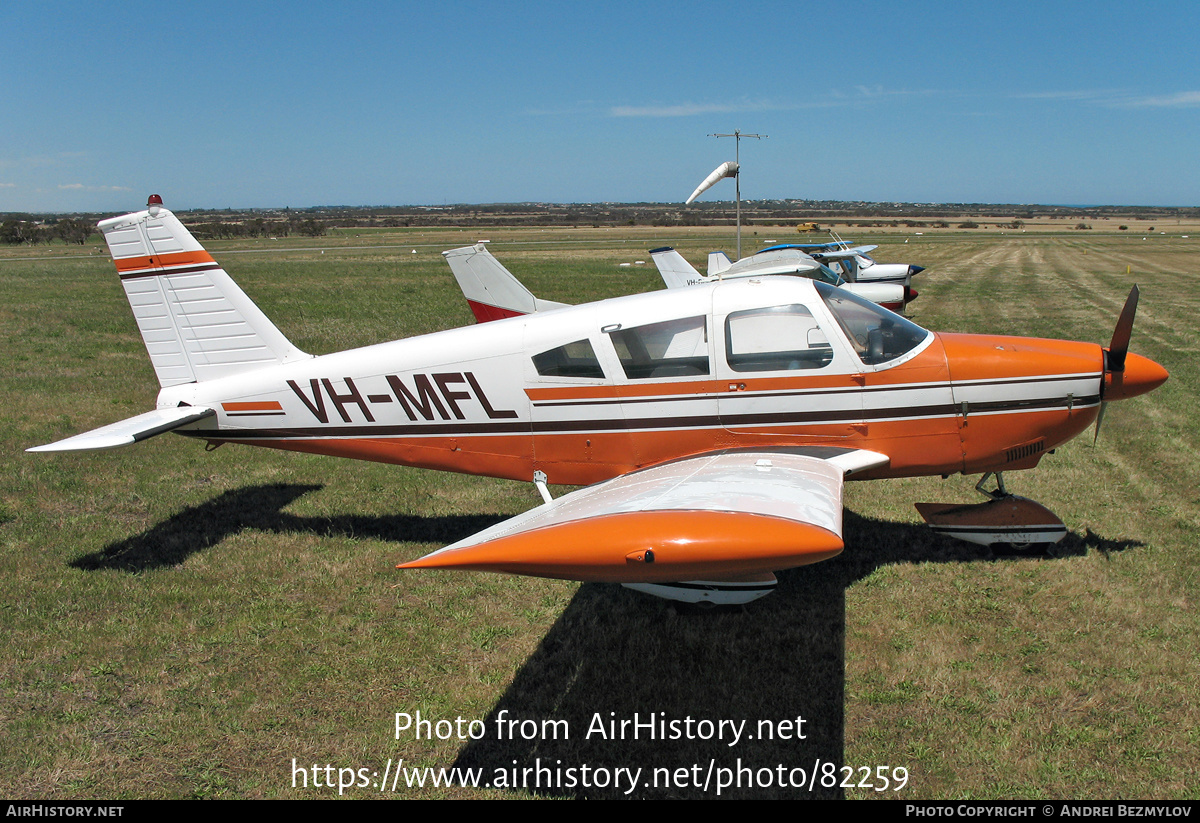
xmin=100 ymin=195 xmax=308 ymax=387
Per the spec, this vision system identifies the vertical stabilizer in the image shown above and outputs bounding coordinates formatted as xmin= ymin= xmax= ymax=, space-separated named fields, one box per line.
xmin=649 ymin=247 xmax=705 ymax=289
xmin=99 ymin=196 xmax=307 ymax=387
xmin=707 ymin=251 xmax=733 ymax=276
xmin=443 ymin=243 xmax=569 ymax=322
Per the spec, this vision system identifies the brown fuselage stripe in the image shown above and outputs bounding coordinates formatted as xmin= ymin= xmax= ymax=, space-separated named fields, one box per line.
xmin=178 ymin=392 xmax=1100 ymax=440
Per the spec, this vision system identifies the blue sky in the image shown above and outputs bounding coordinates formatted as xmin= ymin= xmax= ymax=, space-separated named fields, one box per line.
xmin=2 ymin=1 xmax=1198 ymax=212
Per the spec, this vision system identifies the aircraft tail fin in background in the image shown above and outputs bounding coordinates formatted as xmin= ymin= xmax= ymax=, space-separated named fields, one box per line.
xmin=443 ymin=243 xmax=569 ymax=323
xmin=99 ymin=196 xmax=308 ymax=388
xmin=707 ymin=251 xmax=733 ymax=276
xmin=649 ymin=247 xmax=705 ymax=289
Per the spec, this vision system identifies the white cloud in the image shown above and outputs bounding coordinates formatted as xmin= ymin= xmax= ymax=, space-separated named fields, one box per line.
xmin=1107 ymin=91 xmax=1200 ymax=108
xmin=1016 ymin=89 xmax=1118 ymax=101
xmin=57 ymin=183 xmax=132 ymax=192
xmin=610 ymin=100 xmax=777 ymax=118
xmin=610 ymin=88 xmax=938 ymax=118
xmin=1018 ymin=89 xmax=1200 ymax=109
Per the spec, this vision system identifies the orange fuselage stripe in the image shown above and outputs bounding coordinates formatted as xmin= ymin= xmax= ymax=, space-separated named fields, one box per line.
xmin=222 ymin=401 xmax=283 ymax=412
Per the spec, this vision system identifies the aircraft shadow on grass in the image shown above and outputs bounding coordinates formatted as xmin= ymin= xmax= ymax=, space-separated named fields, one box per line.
xmin=68 ymin=483 xmax=509 ymax=572
xmin=69 ymin=483 xmax=1141 ymax=798
xmin=448 ymin=513 xmax=1139 ymax=799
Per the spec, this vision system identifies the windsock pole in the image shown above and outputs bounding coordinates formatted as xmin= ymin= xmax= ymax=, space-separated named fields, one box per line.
xmin=710 ymin=130 xmax=765 ymax=259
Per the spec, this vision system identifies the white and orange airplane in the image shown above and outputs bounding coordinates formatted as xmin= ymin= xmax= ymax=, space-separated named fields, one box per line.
xmin=29 ymin=196 xmax=1168 ymax=605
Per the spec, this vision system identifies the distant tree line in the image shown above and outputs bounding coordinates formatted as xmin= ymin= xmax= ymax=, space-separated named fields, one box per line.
xmin=188 ymin=217 xmax=326 ymax=240
xmin=6 ymin=200 xmax=1197 ymax=245
xmin=1 ymin=217 xmax=95 ymax=245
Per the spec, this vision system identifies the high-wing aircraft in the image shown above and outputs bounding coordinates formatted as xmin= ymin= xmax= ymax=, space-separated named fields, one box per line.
xmin=770 ymin=240 xmax=925 ymax=293
xmin=29 ymin=197 xmax=1169 ymax=606
xmin=649 ymin=245 xmax=914 ymax=311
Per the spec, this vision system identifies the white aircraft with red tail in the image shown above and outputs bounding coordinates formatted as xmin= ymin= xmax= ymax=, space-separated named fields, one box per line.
xmin=29 ymin=197 xmax=1169 ymax=605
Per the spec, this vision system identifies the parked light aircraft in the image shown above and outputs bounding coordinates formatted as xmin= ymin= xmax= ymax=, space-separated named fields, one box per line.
xmin=770 ymin=240 xmax=925 ymax=293
xmin=29 ymin=197 xmax=1168 ymax=605
xmin=649 ymin=245 xmax=914 ymax=311
xmin=703 ymin=241 xmax=923 ymax=306
xmin=444 ymin=242 xmax=908 ymax=323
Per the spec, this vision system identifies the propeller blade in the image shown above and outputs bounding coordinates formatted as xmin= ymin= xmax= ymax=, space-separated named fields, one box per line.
xmin=1093 ymin=400 xmax=1108 ymax=446
xmin=1107 ymin=285 xmax=1139 ymax=372
xmin=1096 ymin=284 xmax=1140 ymax=445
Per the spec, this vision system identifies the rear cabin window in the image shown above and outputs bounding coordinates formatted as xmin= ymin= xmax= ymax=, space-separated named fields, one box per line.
xmin=609 ymin=316 xmax=710 ymax=379
xmin=532 ymin=338 xmax=605 ymax=379
xmin=725 ymin=304 xmax=833 ymax=372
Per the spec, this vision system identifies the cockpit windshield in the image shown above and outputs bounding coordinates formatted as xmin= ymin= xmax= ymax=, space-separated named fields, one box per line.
xmin=812 ymin=264 xmax=844 ymax=287
xmin=815 ymin=281 xmax=930 ymax=365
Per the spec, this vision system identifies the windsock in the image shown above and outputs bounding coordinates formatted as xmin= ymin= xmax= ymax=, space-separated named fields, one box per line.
xmin=686 ymin=161 xmax=739 ymax=204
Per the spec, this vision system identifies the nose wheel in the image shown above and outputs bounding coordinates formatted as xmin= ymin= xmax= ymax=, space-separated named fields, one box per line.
xmin=916 ymin=472 xmax=1067 ymax=549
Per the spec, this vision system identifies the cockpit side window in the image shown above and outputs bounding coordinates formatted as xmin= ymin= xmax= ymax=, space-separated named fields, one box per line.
xmin=532 ymin=338 xmax=605 ymax=379
xmin=609 ymin=316 xmax=710 ymax=379
xmin=816 ymin=281 xmax=929 ymax=365
xmin=725 ymin=304 xmax=833 ymax=372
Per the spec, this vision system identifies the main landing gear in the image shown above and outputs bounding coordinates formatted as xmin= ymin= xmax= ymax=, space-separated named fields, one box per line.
xmin=915 ymin=472 xmax=1068 ymax=551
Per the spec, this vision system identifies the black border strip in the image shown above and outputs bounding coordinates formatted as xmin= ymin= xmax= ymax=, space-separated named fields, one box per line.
xmin=118 ymin=263 xmax=222 ymax=280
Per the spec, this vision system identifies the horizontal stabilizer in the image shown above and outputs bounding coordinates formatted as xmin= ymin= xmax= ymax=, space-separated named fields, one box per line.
xmin=27 ymin=407 xmax=215 ymax=453
xmin=400 ymin=448 xmax=889 ymax=582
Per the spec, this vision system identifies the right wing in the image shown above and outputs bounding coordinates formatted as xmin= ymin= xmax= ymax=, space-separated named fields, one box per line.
xmin=399 ymin=447 xmax=888 ymax=583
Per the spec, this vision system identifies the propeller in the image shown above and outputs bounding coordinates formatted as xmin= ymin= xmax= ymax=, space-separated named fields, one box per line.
xmin=1094 ymin=285 xmax=1139 ymax=444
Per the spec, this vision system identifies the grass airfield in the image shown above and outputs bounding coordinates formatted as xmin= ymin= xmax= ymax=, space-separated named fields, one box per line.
xmin=1 ymin=223 xmax=1197 ymax=798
